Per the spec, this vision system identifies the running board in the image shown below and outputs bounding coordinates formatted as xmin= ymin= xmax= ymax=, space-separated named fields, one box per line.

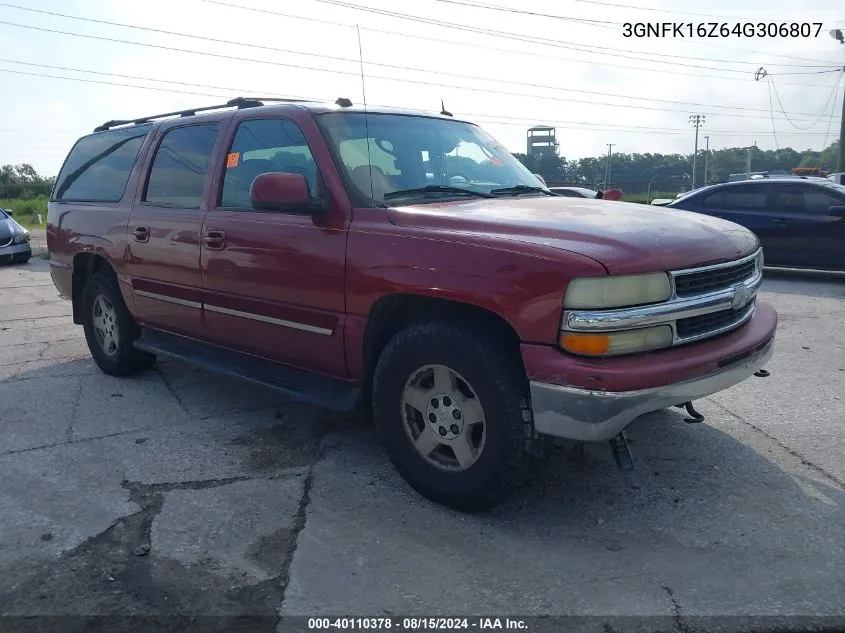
xmin=134 ymin=329 xmax=360 ymax=412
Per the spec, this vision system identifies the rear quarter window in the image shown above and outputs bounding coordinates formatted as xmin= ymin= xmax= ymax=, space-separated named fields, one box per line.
xmin=52 ymin=124 xmax=153 ymax=202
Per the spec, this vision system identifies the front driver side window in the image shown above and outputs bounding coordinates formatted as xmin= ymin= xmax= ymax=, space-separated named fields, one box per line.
xmin=220 ymin=118 xmax=318 ymax=209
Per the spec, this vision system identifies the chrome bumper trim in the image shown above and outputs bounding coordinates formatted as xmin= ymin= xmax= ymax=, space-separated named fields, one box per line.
xmin=529 ymin=337 xmax=773 ymax=442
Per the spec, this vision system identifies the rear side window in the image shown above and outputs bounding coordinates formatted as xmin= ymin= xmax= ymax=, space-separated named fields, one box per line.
xmin=144 ymin=124 xmax=219 ymax=207
xmin=53 ymin=125 xmax=152 ymax=202
xmin=723 ymin=185 xmax=767 ymax=211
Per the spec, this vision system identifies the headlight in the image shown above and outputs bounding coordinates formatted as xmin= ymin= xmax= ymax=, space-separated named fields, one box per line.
xmin=563 ymin=272 xmax=672 ymax=309
xmin=756 ymin=249 xmax=764 ymax=271
xmin=13 ymin=231 xmax=30 ymax=244
xmin=559 ymin=325 xmax=674 ymax=357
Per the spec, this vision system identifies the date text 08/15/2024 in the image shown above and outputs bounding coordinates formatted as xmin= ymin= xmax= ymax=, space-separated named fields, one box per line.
xmin=307 ymin=617 xmax=528 ymax=630
xmin=623 ymin=22 xmax=824 ymax=38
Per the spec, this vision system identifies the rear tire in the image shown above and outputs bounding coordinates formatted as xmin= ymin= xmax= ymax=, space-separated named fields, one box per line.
xmin=372 ymin=321 xmax=543 ymax=512
xmin=12 ymin=252 xmax=30 ymax=264
xmin=80 ymin=271 xmax=156 ymax=376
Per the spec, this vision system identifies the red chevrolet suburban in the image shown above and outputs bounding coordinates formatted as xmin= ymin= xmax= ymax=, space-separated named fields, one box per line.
xmin=47 ymin=97 xmax=776 ymax=511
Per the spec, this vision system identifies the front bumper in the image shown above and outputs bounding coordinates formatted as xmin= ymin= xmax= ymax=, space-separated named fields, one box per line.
xmin=528 ymin=304 xmax=776 ymax=442
xmin=0 ymin=242 xmax=31 ymax=257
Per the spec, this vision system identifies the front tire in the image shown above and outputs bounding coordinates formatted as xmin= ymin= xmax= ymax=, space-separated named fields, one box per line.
xmin=372 ymin=322 xmax=542 ymax=512
xmin=80 ymin=271 xmax=156 ymax=376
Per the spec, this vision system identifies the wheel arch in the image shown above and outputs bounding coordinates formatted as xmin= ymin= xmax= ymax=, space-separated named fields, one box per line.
xmin=358 ymin=293 xmax=525 ymax=415
xmin=71 ymin=253 xmax=116 ymax=324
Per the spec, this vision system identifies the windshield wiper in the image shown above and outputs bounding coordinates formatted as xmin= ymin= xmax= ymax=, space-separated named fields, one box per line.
xmin=489 ymin=185 xmax=554 ymax=196
xmin=383 ymin=185 xmax=494 ymax=200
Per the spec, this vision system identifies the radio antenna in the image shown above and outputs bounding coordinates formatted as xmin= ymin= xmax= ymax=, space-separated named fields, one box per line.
xmin=356 ymin=25 xmax=375 ymax=201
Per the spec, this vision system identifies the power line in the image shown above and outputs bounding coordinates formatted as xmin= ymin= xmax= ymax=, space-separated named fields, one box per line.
xmin=573 ymin=0 xmax=840 ymax=25
xmin=312 ymin=0 xmax=844 ymax=69
xmin=431 ymin=0 xmax=845 ymax=41
xmin=817 ymin=73 xmax=843 ymax=162
xmin=203 ymin=0 xmax=842 ymax=74
xmin=766 ymin=79 xmax=779 ymax=149
xmin=764 ymin=70 xmax=844 ymax=130
xmin=6 ymin=0 xmax=835 ymax=83
xmin=0 ymin=65 xmax=837 ymax=139
xmin=312 ymin=0 xmax=837 ymax=76
xmin=1 ymin=21 xmax=838 ymax=124
xmin=0 ymin=55 xmax=834 ymax=123
xmin=428 ymin=0 xmax=619 ymax=26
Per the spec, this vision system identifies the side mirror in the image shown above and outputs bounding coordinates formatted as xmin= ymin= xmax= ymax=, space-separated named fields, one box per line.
xmin=5 ymin=209 xmax=13 ymax=216
xmin=828 ymin=205 xmax=845 ymax=219
xmin=532 ymin=173 xmax=547 ymax=186
xmin=250 ymin=172 xmax=325 ymax=213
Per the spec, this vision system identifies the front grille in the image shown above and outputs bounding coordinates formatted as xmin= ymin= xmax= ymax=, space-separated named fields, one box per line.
xmin=676 ymin=302 xmax=754 ymax=339
xmin=674 ymin=258 xmax=756 ymax=297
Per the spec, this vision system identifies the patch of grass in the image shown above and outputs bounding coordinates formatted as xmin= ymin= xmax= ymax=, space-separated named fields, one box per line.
xmin=1 ymin=197 xmax=48 ymax=228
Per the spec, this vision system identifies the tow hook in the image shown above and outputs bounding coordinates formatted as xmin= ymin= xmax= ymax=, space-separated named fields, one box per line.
xmin=609 ymin=431 xmax=634 ymax=471
xmin=676 ymin=401 xmax=705 ymax=424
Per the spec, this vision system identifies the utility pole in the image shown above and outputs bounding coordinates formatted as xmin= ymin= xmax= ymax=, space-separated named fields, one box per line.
xmin=689 ymin=115 xmax=705 ymax=188
xmin=604 ymin=143 xmax=615 ymax=187
xmin=829 ymin=30 xmax=844 ymax=171
xmin=703 ymin=136 xmax=710 ymax=185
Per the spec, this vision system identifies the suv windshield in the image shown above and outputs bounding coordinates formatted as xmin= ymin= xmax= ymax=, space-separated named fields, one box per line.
xmin=317 ymin=112 xmax=547 ymax=204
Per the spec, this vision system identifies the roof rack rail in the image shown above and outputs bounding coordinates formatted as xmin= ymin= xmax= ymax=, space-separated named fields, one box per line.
xmin=93 ymin=96 xmax=312 ymax=132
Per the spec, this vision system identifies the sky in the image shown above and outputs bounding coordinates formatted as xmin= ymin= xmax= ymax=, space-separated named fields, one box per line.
xmin=0 ymin=0 xmax=843 ymax=177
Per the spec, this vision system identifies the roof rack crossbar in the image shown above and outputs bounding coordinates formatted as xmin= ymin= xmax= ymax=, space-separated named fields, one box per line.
xmin=93 ymin=96 xmax=311 ymax=132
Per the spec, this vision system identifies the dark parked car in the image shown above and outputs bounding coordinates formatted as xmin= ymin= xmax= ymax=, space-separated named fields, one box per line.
xmin=668 ymin=178 xmax=845 ymax=271
xmin=0 ymin=208 xmax=31 ymax=264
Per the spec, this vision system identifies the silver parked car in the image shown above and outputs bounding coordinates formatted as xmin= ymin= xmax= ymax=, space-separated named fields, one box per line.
xmin=0 ymin=208 xmax=32 ymax=265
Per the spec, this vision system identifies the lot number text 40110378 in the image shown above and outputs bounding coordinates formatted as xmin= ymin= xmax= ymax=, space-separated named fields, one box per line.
xmin=623 ymin=22 xmax=824 ymax=38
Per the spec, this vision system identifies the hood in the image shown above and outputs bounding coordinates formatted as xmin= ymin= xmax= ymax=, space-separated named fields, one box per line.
xmin=387 ymin=196 xmax=759 ymax=275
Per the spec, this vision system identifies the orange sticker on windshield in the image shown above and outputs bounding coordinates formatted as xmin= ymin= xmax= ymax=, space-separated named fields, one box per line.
xmin=489 ymin=156 xmax=503 ymax=166
xmin=226 ymin=152 xmax=240 ymax=168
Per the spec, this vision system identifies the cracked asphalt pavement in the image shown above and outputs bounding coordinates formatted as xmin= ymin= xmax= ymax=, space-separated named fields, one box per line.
xmin=1 ymin=259 xmax=844 ymax=633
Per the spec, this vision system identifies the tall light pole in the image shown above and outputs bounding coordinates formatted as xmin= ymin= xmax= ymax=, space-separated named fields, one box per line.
xmin=830 ymin=29 xmax=844 ymax=171
xmin=689 ymin=115 xmax=705 ymax=188
xmin=604 ymin=143 xmax=615 ymax=187
xmin=703 ymin=135 xmax=710 ymax=185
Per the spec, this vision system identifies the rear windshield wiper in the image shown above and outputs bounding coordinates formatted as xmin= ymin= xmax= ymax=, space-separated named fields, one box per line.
xmin=383 ymin=185 xmax=494 ymax=200
xmin=489 ymin=185 xmax=554 ymax=196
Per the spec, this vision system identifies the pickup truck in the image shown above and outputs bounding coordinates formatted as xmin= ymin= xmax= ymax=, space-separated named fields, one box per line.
xmin=47 ymin=97 xmax=776 ymax=512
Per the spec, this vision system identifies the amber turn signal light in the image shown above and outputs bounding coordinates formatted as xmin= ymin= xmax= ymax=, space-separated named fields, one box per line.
xmin=559 ymin=333 xmax=611 ymax=355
